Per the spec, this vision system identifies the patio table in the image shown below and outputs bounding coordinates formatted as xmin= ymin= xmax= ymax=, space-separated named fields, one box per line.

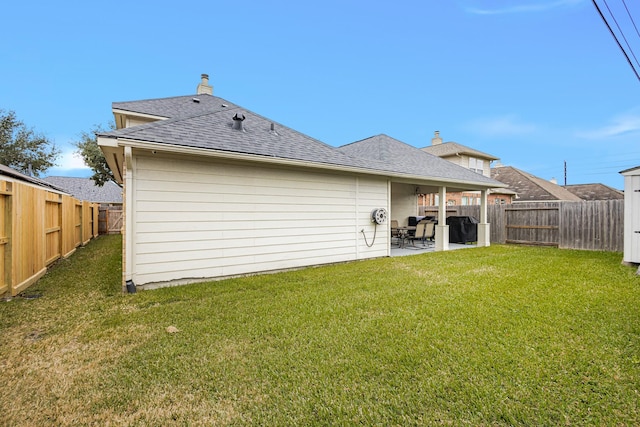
xmin=395 ymin=226 xmax=416 ymax=248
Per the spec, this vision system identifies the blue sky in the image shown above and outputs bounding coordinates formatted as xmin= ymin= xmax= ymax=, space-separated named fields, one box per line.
xmin=2 ymin=0 xmax=639 ymax=189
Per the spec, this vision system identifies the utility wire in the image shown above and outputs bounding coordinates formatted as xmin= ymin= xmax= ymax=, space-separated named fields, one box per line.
xmin=621 ymin=0 xmax=640 ymax=40
xmin=602 ymin=0 xmax=640 ymax=71
xmin=592 ymin=0 xmax=640 ymax=82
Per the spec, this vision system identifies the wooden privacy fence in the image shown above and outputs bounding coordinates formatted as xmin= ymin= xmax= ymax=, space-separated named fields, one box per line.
xmin=0 ymin=179 xmax=99 ymax=298
xmin=420 ymin=200 xmax=624 ymax=252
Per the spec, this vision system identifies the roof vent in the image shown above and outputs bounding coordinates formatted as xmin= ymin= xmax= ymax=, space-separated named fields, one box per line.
xmin=196 ymin=73 xmax=213 ymax=95
xmin=192 ymin=98 xmax=200 ymax=103
xmin=232 ymin=112 xmax=246 ymax=131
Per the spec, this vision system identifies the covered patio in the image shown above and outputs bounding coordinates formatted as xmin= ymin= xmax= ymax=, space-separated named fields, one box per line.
xmin=337 ymin=135 xmax=504 ymax=256
xmin=389 ymin=181 xmax=491 ymax=254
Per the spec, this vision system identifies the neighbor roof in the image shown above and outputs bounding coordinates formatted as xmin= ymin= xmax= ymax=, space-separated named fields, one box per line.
xmin=491 ymin=166 xmax=582 ymax=202
xmin=101 ymin=94 xmax=503 ymax=189
xmin=421 ymin=141 xmax=499 ymax=161
xmin=42 ymin=176 xmax=122 ymax=203
xmin=0 ymin=164 xmax=66 ymax=193
xmin=564 ymin=183 xmax=623 ymax=201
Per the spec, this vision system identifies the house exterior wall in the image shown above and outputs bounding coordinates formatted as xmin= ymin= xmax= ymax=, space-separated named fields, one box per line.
xmin=390 ymin=183 xmax=417 ymax=226
xmin=126 ymin=117 xmax=157 ymax=128
xmin=129 ymin=152 xmax=389 ymax=287
xmin=441 ymin=154 xmax=491 ymax=178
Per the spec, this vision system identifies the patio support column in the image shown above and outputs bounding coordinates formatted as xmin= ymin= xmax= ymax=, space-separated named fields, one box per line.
xmin=435 ymin=186 xmax=449 ymax=251
xmin=477 ymin=189 xmax=490 ymax=247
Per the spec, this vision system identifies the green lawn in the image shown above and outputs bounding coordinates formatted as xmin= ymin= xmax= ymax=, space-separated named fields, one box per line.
xmin=1 ymin=235 xmax=639 ymax=426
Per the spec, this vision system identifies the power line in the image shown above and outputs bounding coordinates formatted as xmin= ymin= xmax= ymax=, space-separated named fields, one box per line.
xmin=621 ymin=0 xmax=640 ymax=40
xmin=602 ymin=0 xmax=640 ymax=70
xmin=592 ymin=0 xmax=640 ymax=82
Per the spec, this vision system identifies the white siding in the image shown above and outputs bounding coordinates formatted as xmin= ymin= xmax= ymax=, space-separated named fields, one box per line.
xmin=131 ymin=154 xmax=388 ymax=286
xmin=391 ymin=183 xmax=417 ymax=226
xmin=623 ymin=172 xmax=640 ymax=263
xmin=126 ymin=117 xmax=157 ymax=128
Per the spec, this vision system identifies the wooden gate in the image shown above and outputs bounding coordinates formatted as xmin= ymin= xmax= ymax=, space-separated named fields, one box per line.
xmin=99 ymin=207 xmax=123 ymax=234
xmin=505 ymin=206 xmax=559 ymax=247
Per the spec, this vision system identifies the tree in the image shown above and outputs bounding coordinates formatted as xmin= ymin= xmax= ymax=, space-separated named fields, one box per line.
xmin=0 ymin=109 xmax=60 ymax=176
xmin=74 ymin=123 xmax=116 ymax=187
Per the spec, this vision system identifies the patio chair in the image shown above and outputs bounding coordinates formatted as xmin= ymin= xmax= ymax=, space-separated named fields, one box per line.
xmin=409 ymin=222 xmax=427 ymax=247
xmin=423 ymin=221 xmax=435 ymax=247
xmin=390 ymin=220 xmax=400 ymax=246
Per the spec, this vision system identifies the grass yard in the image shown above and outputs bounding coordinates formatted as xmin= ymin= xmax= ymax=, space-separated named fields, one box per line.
xmin=1 ymin=235 xmax=639 ymax=426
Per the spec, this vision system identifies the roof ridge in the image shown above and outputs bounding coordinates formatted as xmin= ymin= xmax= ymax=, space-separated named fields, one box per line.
xmin=113 ymin=93 xmax=218 ymax=105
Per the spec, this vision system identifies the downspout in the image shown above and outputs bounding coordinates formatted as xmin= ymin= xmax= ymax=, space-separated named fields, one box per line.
xmin=124 ymin=146 xmax=136 ymax=293
xmin=387 ymin=179 xmax=392 ymax=256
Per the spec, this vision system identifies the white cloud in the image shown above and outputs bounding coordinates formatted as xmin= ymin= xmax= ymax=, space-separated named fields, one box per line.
xmin=575 ymin=111 xmax=640 ymax=139
xmin=56 ymin=149 xmax=89 ymax=170
xmin=465 ymin=115 xmax=537 ymax=136
xmin=463 ymin=0 xmax=584 ymax=15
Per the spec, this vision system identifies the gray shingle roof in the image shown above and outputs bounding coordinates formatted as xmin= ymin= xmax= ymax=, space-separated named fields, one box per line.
xmin=338 ymin=134 xmax=502 ymax=186
xmin=42 ymin=177 xmax=123 ymax=203
xmin=491 ymin=166 xmax=582 ymax=202
xmin=113 ymin=94 xmax=240 ymax=119
xmin=422 ymin=141 xmax=499 ymax=161
xmin=102 ymin=94 xmax=503 ymax=188
xmin=104 ymin=100 xmax=378 ymax=170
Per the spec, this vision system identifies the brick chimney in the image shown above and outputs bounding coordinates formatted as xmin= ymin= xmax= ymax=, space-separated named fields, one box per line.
xmin=196 ymin=73 xmax=213 ymax=95
xmin=431 ymin=130 xmax=443 ymax=145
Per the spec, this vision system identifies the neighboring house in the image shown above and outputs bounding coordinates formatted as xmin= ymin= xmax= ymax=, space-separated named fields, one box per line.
xmin=564 ymin=183 xmax=624 ymax=201
xmin=98 ymin=74 xmax=504 ymax=290
xmin=491 ymin=165 xmax=582 ymax=202
xmin=42 ymin=176 xmax=123 ymax=206
xmin=420 ymin=131 xmax=514 ymax=205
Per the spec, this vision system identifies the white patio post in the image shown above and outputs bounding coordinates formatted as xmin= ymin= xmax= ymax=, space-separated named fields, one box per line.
xmin=435 ymin=186 xmax=449 ymax=251
xmin=477 ymin=189 xmax=490 ymax=247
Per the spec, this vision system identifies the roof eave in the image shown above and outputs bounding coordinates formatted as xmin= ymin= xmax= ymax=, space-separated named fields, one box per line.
xmin=106 ymin=137 xmax=503 ymax=190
